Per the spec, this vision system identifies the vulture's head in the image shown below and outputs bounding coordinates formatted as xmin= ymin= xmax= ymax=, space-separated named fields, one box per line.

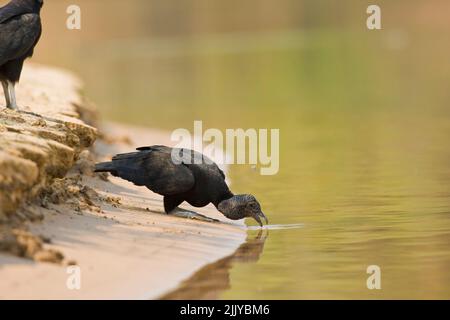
xmin=218 ymin=194 xmax=268 ymax=227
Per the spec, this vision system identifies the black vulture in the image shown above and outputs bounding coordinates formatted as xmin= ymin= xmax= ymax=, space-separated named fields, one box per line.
xmin=0 ymin=0 xmax=43 ymax=110
xmin=95 ymin=145 xmax=269 ymax=227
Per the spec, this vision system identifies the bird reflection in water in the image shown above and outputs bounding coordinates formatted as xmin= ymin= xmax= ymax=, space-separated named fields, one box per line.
xmin=160 ymin=229 xmax=268 ymax=300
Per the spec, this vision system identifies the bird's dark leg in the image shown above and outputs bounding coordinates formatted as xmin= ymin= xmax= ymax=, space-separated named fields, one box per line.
xmin=1 ymin=80 xmax=42 ymax=117
xmin=2 ymin=80 xmax=13 ymax=109
xmin=1 ymin=81 xmax=8 ymax=105
xmin=163 ymin=195 xmax=219 ymax=223
xmin=164 ymin=196 xmax=183 ymax=214
xmin=3 ymin=80 xmax=18 ymax=110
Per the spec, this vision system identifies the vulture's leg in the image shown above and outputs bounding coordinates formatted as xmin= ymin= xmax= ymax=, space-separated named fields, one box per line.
xmin=1 ymin=80 xmax=12 ymax=109
xmin=4 ymin=80 xmax=18 ymax=110
xmin=169 ymin=207 xmax=220 ymax=223
xmin=2 ymin=81 xmax=40 ymax=116
xmin=164 ymin=196 xmax=219 ymax=223
xmin=4 ymin=80 xmax=43 ymax=117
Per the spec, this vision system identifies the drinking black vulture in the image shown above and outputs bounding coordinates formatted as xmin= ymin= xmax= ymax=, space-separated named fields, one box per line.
xmin=95 ymin=145 xmax=269 ymax=227
xmin=0 ymin=0 xmax=43 ymax=110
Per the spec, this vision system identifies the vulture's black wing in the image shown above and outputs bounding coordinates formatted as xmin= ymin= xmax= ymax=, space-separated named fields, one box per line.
xmin=138 ymin=145 xmax=226 ymax=180
xmin=0 ymin=3 xmax=41 ymax=66
xmin=95 ymin=146 xmax=195 ymax=196
xmin=0 ymin=2 xmax=24 ymax=24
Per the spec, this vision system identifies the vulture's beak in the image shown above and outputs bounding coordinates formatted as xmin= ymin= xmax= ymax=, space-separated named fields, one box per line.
xmin=253 ymin=211 xmax=269 ymax=227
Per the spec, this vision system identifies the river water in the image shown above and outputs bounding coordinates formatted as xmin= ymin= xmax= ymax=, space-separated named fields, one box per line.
xmin=37 ymin=0 xmax=450 ymax=299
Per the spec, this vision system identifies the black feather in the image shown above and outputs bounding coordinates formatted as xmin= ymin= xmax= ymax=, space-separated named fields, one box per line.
xmin=0 ymin=0 xmax=42 ymax=82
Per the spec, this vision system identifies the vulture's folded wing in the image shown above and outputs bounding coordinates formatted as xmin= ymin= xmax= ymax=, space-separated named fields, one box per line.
xmin=0 ymin=3 xmax=22 ymax=24
xmin=0 ymin=13 xmax=41 ymax=65
xmin=96 ymin=147 xmax=195 ymax=196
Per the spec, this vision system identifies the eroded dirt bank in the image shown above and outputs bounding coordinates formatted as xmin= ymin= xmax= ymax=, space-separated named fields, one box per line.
xmin=0 ymin=64 xmax=246 ymax=299
xmin=0 ymin=64 xmax=97 ymax=263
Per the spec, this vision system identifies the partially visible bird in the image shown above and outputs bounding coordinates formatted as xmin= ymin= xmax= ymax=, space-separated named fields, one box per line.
xmin=0 ymin=0 xmax=43 ymax=110
xmin=95 ymin=145 xmax=269 ymax=227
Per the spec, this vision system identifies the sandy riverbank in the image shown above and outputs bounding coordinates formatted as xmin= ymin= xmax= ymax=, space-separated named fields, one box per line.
xmin=0 ymin=64 xmax=246 ymax=299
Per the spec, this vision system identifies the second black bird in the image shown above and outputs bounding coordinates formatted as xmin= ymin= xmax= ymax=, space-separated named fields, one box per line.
xmin=0 ymin=0 xmax=43 ymax=110
xmin=95 ymin=145 xmax=269 ymax=227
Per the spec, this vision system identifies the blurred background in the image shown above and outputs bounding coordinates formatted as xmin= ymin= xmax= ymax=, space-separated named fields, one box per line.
xmin=32 ymin=0 xmax=450 ymax=299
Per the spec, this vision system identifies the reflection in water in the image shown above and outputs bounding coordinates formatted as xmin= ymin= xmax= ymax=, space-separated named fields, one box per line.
xmin=160 ymin=230 xmax=268 ymax=300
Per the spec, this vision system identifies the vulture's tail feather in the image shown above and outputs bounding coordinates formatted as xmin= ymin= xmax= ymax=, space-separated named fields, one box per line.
xmin=94 ymin=162 xmax=117 ymax=173
xmin=94 ymin=152 xmax=150 ymax=187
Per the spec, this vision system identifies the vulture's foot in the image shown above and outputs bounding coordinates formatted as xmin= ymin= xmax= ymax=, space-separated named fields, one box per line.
xmin=19 ymin=110 xmax=43 ymax=118
xmin=169 ymin=208 xmax=219 ymax=223
xmin=3 ymin=105 xmax=18 ymax=111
